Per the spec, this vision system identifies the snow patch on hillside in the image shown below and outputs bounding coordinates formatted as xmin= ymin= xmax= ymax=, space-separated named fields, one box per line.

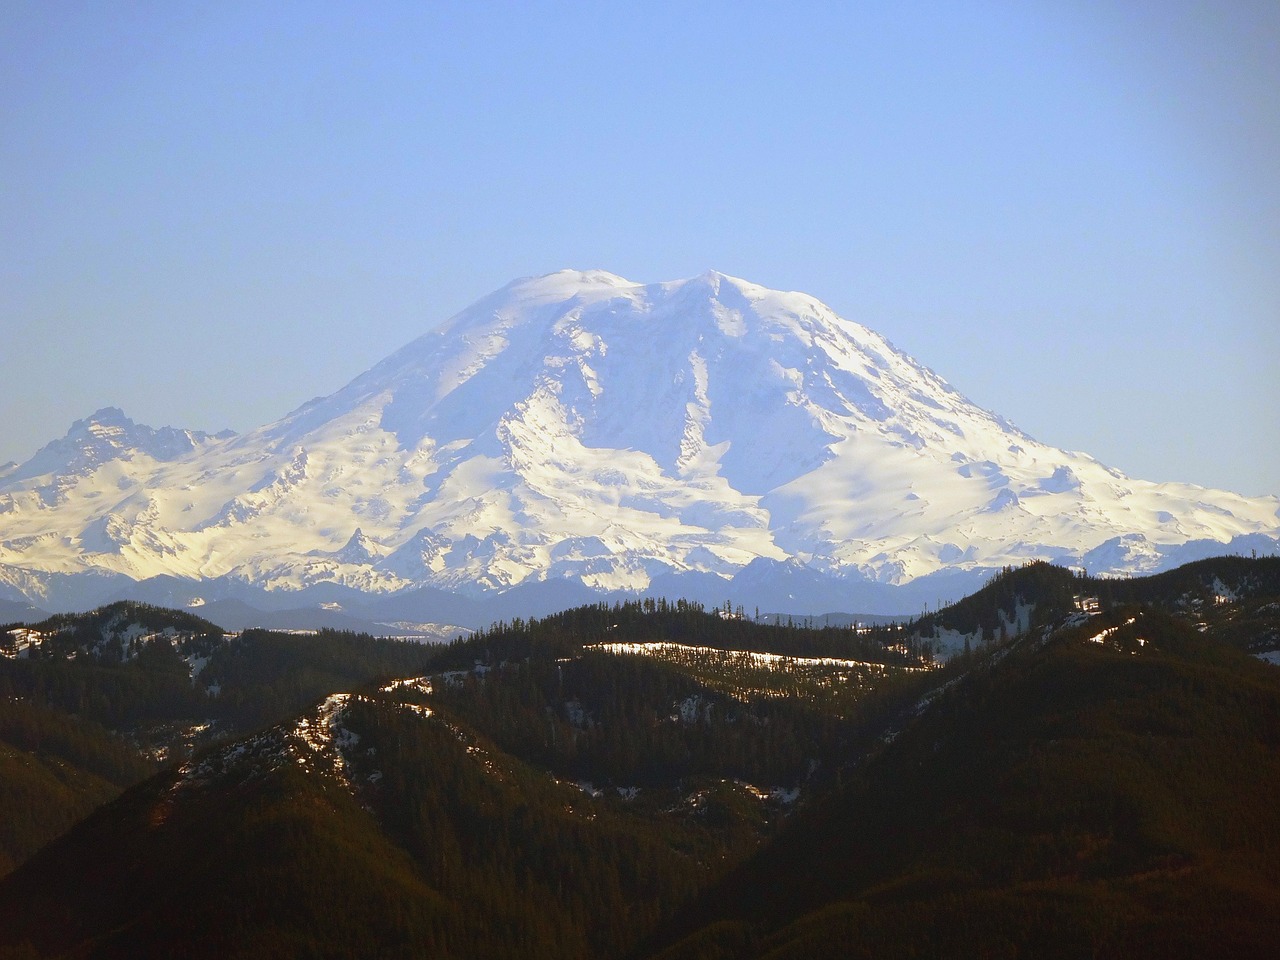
xmin=591 ymin=640 xmax=895 ymax=671
xmin=291 ymin=693 xmax=361 ymax=783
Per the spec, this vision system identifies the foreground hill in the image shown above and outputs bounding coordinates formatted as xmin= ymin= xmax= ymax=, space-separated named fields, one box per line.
xmin=0 ymin=697 xmax=740 ymax=960
xmin=1 ymin=271 xmax=1276 ymax=616
xmin=1 ymin=557 xmax=1278 ymax=957
xmin=646 ymin=578 xmax=1280 ymax=958
xmin=0 ymin=598 xmax=929 ymax=959
xmin=0 ymin=601 xmax=453 ymax=870
xmin=0 ymin=698 xmax=154 ymax=876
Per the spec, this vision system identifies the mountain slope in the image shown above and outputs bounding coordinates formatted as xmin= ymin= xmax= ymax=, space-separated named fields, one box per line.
xmin=1 ymin=270 xmax=1276 ymax=609
xmin=0 ymin=602 xmax=462 ymax=874
xmin=0 ymin=698 xmax=156 ymax=876
xmin=2 ymin=559 xmax=1279 ymax=956
xmin=645 ymin=603 xmax=1280 ymax=960
xmin=0 ymin=678 xmax=784 ymax=959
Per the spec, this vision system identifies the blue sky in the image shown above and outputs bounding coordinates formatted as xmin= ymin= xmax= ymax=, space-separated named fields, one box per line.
xmin=3 ymin=1 xmax=1277 ymax=496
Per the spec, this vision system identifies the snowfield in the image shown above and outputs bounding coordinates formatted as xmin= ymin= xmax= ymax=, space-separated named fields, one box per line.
xmin=1 ymin=269 xmax=1276 ymax=606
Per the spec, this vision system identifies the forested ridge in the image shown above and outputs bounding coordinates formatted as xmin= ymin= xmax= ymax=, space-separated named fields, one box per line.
xmin=0 ymin=603 xmax=449 ymax=870
xmin=0 ymin=557 xmax=1277 ymax=958
xmin=647 ymin=605 xmax=1280 ymax=959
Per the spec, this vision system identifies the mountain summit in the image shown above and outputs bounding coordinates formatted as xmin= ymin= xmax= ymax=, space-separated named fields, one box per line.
xmin=1 ymin=270 xmax=1276 ymax=610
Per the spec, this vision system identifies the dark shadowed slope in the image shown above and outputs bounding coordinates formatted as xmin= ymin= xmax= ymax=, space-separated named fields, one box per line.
xmin=644 ymin=599 xmax=1280 ymax=959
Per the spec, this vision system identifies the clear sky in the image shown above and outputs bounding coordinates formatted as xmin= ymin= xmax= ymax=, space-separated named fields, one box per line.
xmin=3 ymin=1 xmax=1277 ymax=496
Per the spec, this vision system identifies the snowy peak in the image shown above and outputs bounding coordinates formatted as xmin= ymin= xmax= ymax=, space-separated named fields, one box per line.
xmin=0 ymin=270 xmax=1277 ymax=605
xmin=3 ymin=408 xmax=233 ymax=487
xmin=325 ymin=267 xmax=1000 ymax=481
xmin=507 ymin=267 xmax=638 ymax=297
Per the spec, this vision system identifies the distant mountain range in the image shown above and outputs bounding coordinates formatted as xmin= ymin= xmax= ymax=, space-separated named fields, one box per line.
xmin=2 ymin=270 xmax=1276 ymax=623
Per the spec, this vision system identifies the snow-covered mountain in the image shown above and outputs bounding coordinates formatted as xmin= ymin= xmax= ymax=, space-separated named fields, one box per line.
xmin=1 ymin=269 xmax=1277 ymax=614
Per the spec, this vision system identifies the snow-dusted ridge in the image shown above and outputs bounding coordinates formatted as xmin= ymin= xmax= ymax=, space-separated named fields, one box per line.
xmin=175 ymin=690 xmax=428 ymax=794
xmin=1 ymin=269 xmax=1277 ymax=609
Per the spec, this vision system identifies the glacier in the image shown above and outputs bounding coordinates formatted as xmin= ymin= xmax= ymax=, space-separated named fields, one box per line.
xmin=1 ymin=269 xmax=1276 ymax=616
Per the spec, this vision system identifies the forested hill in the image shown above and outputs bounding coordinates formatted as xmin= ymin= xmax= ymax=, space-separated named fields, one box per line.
xmin=0 ymin=598 xmax=939 ymax=958
xmin=643 ymin=584 xmax=1280 ymax=959
xmin=905 ymin=555 xmax=1280 ymax=658
xmin=0 ymin=605 xmax=450 ymax=872
xmin=0 ymin=557 xmax=1278 ymax=957
xmin=430 ymin=595 xmax=926 ymax=666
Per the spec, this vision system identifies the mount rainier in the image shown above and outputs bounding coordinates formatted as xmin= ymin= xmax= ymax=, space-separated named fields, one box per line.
xmin=1 ymin=269 xmax=1276 ymax=618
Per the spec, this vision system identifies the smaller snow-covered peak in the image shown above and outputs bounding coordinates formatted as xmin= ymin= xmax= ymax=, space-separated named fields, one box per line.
xmin=84 ymin=406 xmax=130 ymax=426
xmin=1 ymin=408 xmax=232 ymax=487
xmin=327 ymin=528 xmax=387 ymax=564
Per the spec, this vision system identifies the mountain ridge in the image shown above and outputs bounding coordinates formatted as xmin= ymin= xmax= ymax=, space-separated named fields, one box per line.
xmin=1 ymin=270 xmax=1276 ymax=613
